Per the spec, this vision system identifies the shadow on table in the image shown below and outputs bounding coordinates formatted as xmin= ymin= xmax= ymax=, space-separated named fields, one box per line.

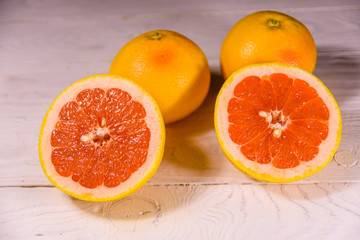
xmin=314 ymin=45 xmax=360 ymax=108
xmin=161 ymin=72 xmax=223 ymax=172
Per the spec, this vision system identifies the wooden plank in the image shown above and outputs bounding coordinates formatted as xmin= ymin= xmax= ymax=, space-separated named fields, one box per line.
xmin=1 ymin=0 xmax=359 ymax=19
xmin=0 ymin=9 xmax=359 ymax=63
xmin=1 ymin=183 xmax=360 ymax=239
xmin=1 ymin=50 xmax=359 ymax=111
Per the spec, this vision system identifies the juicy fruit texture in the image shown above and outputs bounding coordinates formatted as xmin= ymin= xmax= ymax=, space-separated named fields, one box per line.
xmin=52 ymin=88 xmax=150 ymax=188
xmin=39 ymin=74 xmax=165 ymax=201
xmin=228 ymin=75 xmax=328 ymax=169
xmin=109 ymin=30 xmax=211 ymax=124
xmin=215 ymin=63 xmax=341 ymax=182
xmin=220 ymin=11 xmax=317 ymax=80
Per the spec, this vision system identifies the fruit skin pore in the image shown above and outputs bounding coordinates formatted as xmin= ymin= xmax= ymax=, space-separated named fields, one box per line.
xmin=38 ymin=74 xmax=165 ymax=202
xmin=220 ymin=10 xmax=317 ymax=80
xmin=109 ymin=29 xmax=211 ymax=124
xmin=214 ymin=63 xmax=342 ymax=183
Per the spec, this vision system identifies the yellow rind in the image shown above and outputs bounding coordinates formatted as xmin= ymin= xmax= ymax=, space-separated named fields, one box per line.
xmin=214 ymin=62 xmax=342 ymax=183
xmin=39 ymin=74 xmax=165 ymax=201
xmin=220 ymin=10 xmax=317 ymax=80
xmin=109 ymin=29 xmax=211 ymax=124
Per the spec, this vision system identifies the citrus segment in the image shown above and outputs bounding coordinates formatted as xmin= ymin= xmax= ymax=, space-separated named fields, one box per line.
xmin=290 ymin=97 xmax=329 ymax=120
xmin=271 ymin=132 xmax=300 ymax=169
xmin=215 ymin=63 xmax=342 ymax=182
xmin=270 ymin=73 xmax=293 ymax=110
xmin=282 ymin=79 xmax=318 ymax=116
xmin=39 ymin=74 xmax=165 ymax=201
xmin=233 ymin=76 xmax=270 ymax=112
xmin=240 ymin=129 xmax=272 ymax=164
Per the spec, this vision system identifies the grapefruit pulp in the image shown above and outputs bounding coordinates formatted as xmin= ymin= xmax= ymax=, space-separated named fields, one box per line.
xmin=39 ymin=74 xmax=165 ymax=201
xmin=215 ymin=63 xmax=342 ymax=182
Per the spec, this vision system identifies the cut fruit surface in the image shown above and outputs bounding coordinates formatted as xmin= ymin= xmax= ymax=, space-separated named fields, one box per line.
xmin=215 ymin=63 xmax=342 ymax=182
xmin=39 ymin=74 xmax=165 ymax=201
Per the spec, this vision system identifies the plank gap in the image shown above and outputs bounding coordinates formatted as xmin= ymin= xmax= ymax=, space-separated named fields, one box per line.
xmin=2 ymin=180 xmax=360 ymax=188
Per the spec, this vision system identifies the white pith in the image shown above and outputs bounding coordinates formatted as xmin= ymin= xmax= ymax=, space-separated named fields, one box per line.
xmin=81 ymin=125 xmax=110 ymax=146
xmin=215 ymin=64 xmax=341 ymax=181
xmin=259 ymin=110 xmax=288 ymax=138
xmin=39 ymin=75 xmax=164 ymax=201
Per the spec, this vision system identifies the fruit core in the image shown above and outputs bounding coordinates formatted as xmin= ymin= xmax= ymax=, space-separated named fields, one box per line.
xmin=259 ymin=110 xmax=288 ymax=138
xmin=80 ymin=117 xmax=111 ymax=147
xmin=227 ymin=73 xmax=330 ymax=169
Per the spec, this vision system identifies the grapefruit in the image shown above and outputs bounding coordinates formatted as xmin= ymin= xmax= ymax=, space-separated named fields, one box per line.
xmin=109 ymin=30 xmax=211 ymax=124
xmin=39 ymin=74 xmax=165 ymax=201
xmin=214 ymin=63 xmax=342 ymax=182
xmin=220 ymin=11 xmax=317 ymax=79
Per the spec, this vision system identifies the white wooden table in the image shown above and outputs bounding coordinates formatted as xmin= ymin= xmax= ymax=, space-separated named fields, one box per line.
xmin=1 ymin=0 xmax=360 ymax=239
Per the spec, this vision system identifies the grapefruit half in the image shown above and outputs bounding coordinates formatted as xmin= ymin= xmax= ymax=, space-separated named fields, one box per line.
xmin=215 ymin=63 xmax=342 ymax=182
xmin=39 ymin=74 xmax=165 ymax=201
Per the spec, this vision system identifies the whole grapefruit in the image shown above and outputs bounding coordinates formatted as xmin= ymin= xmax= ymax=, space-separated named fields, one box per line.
xmin=110 ymin=30 xmax=211 ymax=124
xmin=220 ymin=11 xmax=317 ymax=79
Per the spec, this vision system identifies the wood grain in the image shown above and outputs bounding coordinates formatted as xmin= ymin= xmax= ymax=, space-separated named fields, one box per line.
xmin=0 ymin=7 xmax=359 ymax=63
xmin=1 ymin=0 xmax=360 ymax=238
xmin=1 ymin=0 xmax=359 ymax=18
xmin=1 ymin=183 xmax=360 ymax=239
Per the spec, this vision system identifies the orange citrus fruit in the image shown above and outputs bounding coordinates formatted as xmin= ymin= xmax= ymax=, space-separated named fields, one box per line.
xmin=220 ymin=11 xmax=317 ymax=80
xmin=39 ymin=74 xmax=165 ymax=201
xmin=109 ymin=30 xmax=211 ymax=124
xmin=215 ymin=63 xmax=342 ymax=182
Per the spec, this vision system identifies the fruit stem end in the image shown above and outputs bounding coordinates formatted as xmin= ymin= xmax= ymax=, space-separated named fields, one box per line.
xmin=267 ymin=19 xmax=281 ymax=28
xmin=150 ymin=31 xmax=163 ymax=40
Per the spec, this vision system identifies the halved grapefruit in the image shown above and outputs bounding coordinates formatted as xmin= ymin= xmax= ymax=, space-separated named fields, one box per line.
xmin=39 ymin=74 xmax=165 ymax=201
xmin=215 ymin=63 xmax=342 ymax=182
